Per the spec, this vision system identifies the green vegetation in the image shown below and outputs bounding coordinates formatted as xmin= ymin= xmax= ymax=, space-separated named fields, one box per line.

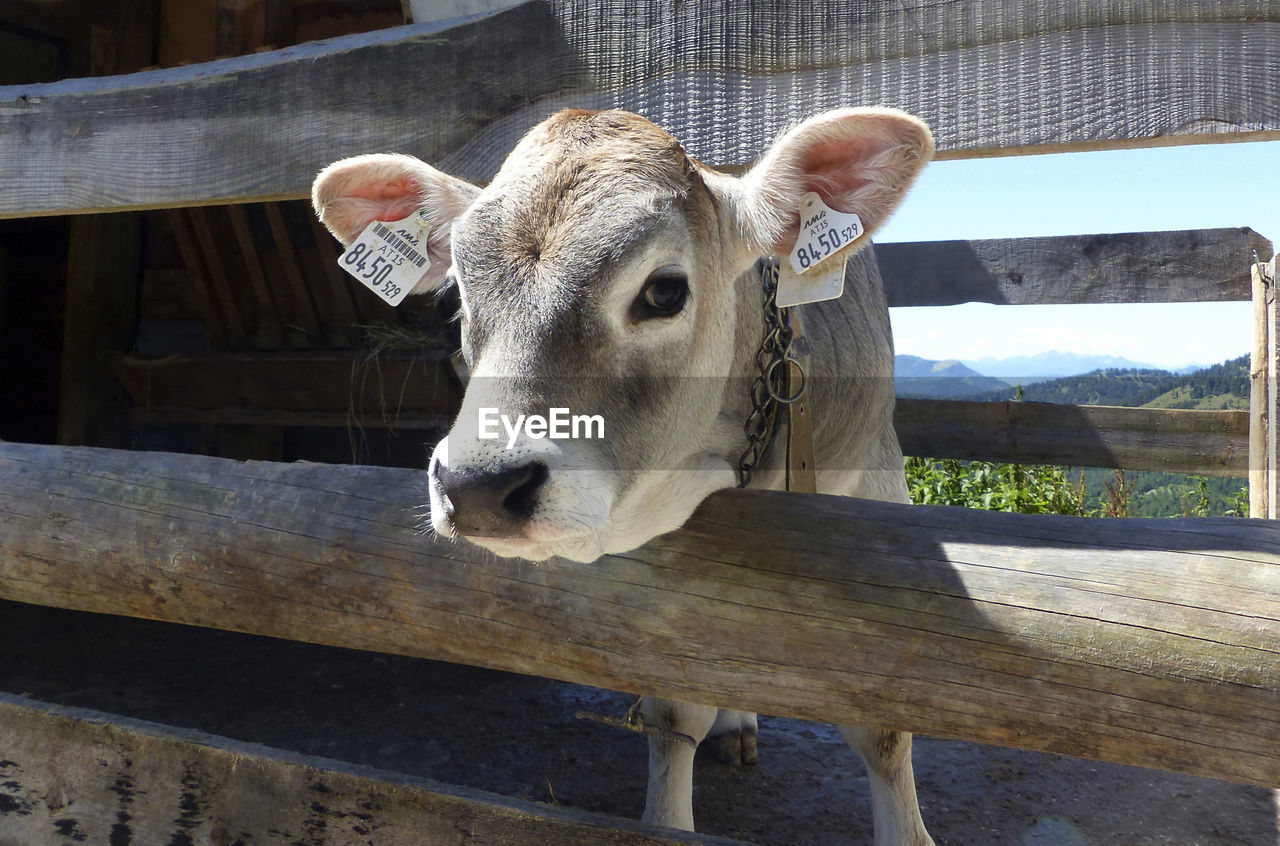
xmin=905 ymin=457 xmax=1092 ymax=515
xmin=906 ymin=459 xmax=1249 ymax=518
xmin=905 ymin=355 xmax=1253 ymax=518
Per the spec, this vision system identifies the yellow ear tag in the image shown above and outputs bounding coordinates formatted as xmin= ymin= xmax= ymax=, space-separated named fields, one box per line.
xmin=337 ymin=209 xmax=433 ymax=306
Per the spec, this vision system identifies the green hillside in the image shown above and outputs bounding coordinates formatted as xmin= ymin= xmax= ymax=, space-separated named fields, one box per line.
xmin=969 ymin=355 xmax=1250 ymax=408
xmin=908 ymin=355 xmax=1252 ymax=518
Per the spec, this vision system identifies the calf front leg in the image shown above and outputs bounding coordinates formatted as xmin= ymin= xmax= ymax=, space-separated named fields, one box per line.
xmin=640 ymin=697 xmax=718 ymax=830
xmin=840 ymin=726 xmax=935 ymax=846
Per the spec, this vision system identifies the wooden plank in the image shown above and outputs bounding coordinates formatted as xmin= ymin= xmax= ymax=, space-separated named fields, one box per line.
xmin=188 ymin=206 xmax=251 ymax=346
xmin=0 ymin=442 xmax=1278 ymax=788
xmin=2 ymin=3 xmax=1278 ymax=217
xmin=1252 ymin=255 xmax=1279 ymax=518
xmin=1271 ymin=256 xmax=1279 ymax=518
xmin=895 ymin=399 xmax=1250 ymax=478
xmin=159 ymin=0 xmax=217 ymax=67
xmin=166 ymin=208 xmax=230 ymax=350
xmin=56 ymin=213 xmax=141 ymax=447
xmin=264 ymin=201 xmax=332 ymax=348
xmin=216 ymin=0 xmax=268 ymax=56
xmin=1250 ymin=257 xmax=1270 ymax=517
xmin=875 ymin=229 xmax=1273 ymax=307
xmin=109 ymin=352 xmax=459 ymax=424
xmin=305 ymin=208 xmax=363 ymax=328
xmin=0 ymin=692 xmax=744 ymax=846
xmin=226 ymin=203 xmax=288 ymax=348
xmin=0 ymin=4 xmax=578 ymax=217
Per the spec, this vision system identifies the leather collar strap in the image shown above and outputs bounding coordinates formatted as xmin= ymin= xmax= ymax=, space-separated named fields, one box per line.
xmin=783 ymin=307 xmax=817 ymax=494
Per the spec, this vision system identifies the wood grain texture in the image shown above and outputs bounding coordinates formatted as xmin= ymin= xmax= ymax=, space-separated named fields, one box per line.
xmin=0 ymin=693 xmax=744 ymax=846
xmin=0 ymin=3 xmax=579 ymax=217
xmin=1251 ymin=255 xmax=1278 ymax=517
xmin=875 ymin=229 xmax=1272 ymax=307
xmin=0 ymin=442 xmax=1277 ymax=788
xmin=1 ymin=2 xmax=1277 ymax=216
xmin=895 ymin=399 xmax=1250 ymax=477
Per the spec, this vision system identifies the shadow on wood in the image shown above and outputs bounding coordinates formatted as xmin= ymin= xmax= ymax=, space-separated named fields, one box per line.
xmin=0 ymin=441 xmax=1277 ymax=790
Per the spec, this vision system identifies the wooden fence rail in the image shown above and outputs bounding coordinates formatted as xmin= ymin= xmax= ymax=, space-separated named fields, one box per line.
xmin=1 ymin=441 xmax=1277 ymax=790
xmin=875 ymin=229 xmax=1270 ymax=307
xmin=895 ymin=400 xmax=1249 ymax=478
xmin=1 ymin=2 xmax=1277 ymax=217
xmin=0 ymin=693 xmax=742 ymax=846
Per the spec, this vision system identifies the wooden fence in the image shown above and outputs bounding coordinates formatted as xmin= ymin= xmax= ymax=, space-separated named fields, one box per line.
xmin=0 ymin=441 xmax=1277 ymax=842
xmin=0 ymin=1 xmax=1278 ymax=843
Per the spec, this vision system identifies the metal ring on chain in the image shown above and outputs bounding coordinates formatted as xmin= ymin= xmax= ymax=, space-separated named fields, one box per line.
xmin=764 ymin=355 xmax=806 ymax=403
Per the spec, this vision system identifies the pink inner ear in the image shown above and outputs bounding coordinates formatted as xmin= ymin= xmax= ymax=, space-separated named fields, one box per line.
xmin=800 ymin=138 xmax=876 ymax=209
xmin=350 ymin=176 xmax=422 ymax=221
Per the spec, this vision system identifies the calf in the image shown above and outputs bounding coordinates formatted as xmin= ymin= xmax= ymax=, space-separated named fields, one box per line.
xmin=313 ymin=107 xmax=934 ymax=845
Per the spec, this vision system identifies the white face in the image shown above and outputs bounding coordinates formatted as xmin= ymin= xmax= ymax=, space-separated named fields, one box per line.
xmin=424 ymin=155 xmax=749 ymax=563
xmin=312 ymin=108 xmax=933 ymax=563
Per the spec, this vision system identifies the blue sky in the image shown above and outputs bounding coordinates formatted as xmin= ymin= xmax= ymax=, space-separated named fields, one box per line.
xmin=878 ymin=141 xmax=1279 ymax=370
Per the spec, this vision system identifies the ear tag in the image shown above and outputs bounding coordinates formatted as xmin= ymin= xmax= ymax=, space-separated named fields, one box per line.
xmin=777 ymin=192 xmax=862 ymax=307
xmin=776 ymin=253 xmax=847 ymax=308
xmin=337 ymin=208 xmax=433 ymax=307
xmin=787 ymin=191 xmax=864 ymax=275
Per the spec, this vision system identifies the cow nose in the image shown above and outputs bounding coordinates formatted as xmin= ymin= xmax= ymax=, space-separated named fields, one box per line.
xmin=434 ymin=460 xmax=549 ymax=538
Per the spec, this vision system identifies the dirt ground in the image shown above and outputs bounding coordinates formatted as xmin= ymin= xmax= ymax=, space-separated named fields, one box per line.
xmin=1 ymin=599 xmax=1275 ymax=845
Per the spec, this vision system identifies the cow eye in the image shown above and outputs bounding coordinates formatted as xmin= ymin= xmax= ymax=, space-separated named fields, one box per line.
xmin=633 ymin=271 xmax=689 ymax=320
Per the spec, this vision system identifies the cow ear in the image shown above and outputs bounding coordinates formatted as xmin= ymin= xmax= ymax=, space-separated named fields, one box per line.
xmin=311 ymin=153 xmax=480 ymax=294
xmin=733 ymin=108 xmax=933 ymax=259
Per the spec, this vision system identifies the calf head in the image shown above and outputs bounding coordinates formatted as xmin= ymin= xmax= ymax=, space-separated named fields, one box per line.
xmin=313 ymin=108 xmax=931 ymax=562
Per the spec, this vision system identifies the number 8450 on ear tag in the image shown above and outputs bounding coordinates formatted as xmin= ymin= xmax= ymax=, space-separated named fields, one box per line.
xmin=337 ymin=210 xmax=434 ymax=307
xmin=776 ymin=193 xmax=863 ymax=308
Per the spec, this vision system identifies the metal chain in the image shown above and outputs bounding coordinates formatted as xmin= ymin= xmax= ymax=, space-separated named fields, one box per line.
xmin=737 ymin=260 xmax=803 ymax=488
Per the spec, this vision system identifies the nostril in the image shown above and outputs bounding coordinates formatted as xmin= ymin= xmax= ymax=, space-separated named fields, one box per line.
xmin=435 ymin=459 xmax=550 ymax=538
xmin=501 ymin=460 xmax=549 ymax=520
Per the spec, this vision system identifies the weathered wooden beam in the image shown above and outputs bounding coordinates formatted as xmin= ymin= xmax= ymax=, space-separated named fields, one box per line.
xmin=225 ymin=203 xmax=289 ymax=349
xmin=1 ymin=442 xmax=1277 ymax=789
xmin=0 ymin=3 xmax=577 ymax=218
xmin=0 ymin=692 xmax=745 ymax=846
xmin=895 ymin=400 xmax=1250 ymax=478
xmin=1251 ymin=254 xmax=1279 ymax=518
xmin=109 ymin=352 xmax=460 ymax=427
xmin=875 ymin=229 xmax=1272 ymax=307
xmin=1 ymin=2 xmax=1277 ymax=216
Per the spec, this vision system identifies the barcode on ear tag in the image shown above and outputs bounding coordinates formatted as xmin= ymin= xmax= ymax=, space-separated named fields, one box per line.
xmin=337 ymin=210 xmax=433 ymax=306
xmin=788 ymin=192 xmax=864 ymax=275
xmin=776 ymin=254 xmax=847 ymax=308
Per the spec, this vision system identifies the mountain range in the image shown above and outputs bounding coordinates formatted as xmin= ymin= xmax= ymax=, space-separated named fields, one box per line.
xmin=895 ymin=352 xmax=1250 ymax=410
xmin=894 ymin=355 xmax=1009 ymax=398
xmin=957 ymin=351 xmax=1167 ymax=381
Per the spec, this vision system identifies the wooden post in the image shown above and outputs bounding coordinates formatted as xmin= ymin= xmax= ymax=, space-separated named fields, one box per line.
xmin=1251 ymin=255 xmax=1278 ymax=518
xmin=56 ymin=213 xmax=141 ymax=447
